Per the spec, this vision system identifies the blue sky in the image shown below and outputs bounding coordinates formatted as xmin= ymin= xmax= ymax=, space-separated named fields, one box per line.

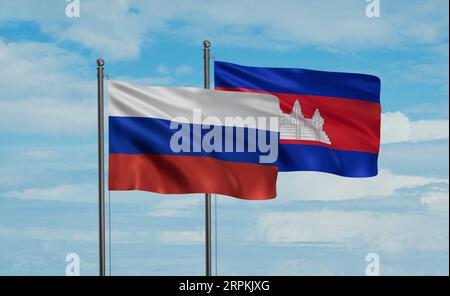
xmin=0 ymin=0 xmax=448 ymax=275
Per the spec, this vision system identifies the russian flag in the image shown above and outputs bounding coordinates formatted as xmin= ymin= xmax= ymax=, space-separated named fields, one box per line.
xmin=214 ymin=61 xmax=381 ymax=177
xmin=108 ymin=80 xmax=281 ymax=199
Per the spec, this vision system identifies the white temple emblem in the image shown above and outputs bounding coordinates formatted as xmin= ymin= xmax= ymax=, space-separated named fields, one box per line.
xmin=280 ymin=99 xmax=331 ymax=144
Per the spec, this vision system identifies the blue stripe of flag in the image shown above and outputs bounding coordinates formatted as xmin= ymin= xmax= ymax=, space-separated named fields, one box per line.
xmin=109 ymin=116 xmax=278 ymax=166
xmin=214 ymin=61 xmax=381 ymax=103
xmin=279 ymin=144 xmax=378 ymax=177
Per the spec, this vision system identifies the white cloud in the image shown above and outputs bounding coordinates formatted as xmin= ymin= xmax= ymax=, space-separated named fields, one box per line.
xmin=381 ymin=112 xmax=411 ymax=144
xmin=0 ymin=167 xmax=39 ymax=189
xmin=0 ymin=0 xmax=148 ymax=60
xmin=397 ymin=62 xmax=449 ymax=87
xmin=157 ymin=230 xmax=204 ymax=245
xmin=257 ymin=209 xmax=449 ymax=253
xmin=138 ymin=0 xmax=449 ymax=51
xmin=150 ymin=197 xmax=201 ymax=217
xmin=15 ymin=150 xmax=58 ymax=161
xmin=3 ymin=183 xmax=97 ymax=203
xmin=0 ymin=225 xmax=204 ymax=246
xmin=402 ymin=101 xmax=449 ymax=118
xmin=0 ymin=226 xmax=97 ymax=242
xmin=175 ymin=65 xmax=193 ymax=76
xmin=381 ymin=111 xmax=449 ymax=144
xmin=1 ymin=1 xmax=448 ymax=60
xmin=115 ymin=64 xmax=192 ymax=87
xmin=410 ymin=119 xmax=450 ymax=142
xmin=0 ymin=97 xmax=96 ymax=135
xmin=115 ymin=75 xmax=176 ymax=86
xmin=0 ymin=39 xmax=96 ymax=135
xmin=0 ymin=39 xmax=92 ymax=100
xmin=277 ymin=169 xmax=447 ymax=201
xmin=156 ymin=64 xmax=170 ymax=75
xmin=420 ymin=190 xmax=449 ymax=213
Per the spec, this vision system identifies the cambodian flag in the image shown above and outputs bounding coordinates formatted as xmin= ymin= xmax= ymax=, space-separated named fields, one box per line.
xmin=108 ymin=80 xmax=281 ymax=199
xmin=214 ymin=61 xmax=381 ymax=177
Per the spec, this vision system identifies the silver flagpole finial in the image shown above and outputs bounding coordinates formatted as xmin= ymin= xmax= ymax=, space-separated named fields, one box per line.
xmin=96 ymin=58 xmax=105 ymax=67
xmin=203 ymin=40 xmax=211 ymax=48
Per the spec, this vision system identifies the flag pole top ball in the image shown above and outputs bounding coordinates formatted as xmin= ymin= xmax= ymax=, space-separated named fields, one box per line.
xmin=96 ymin=58 xmax=105 ymax=67
xmin=203 ymin=40 xmax=211 ymax=48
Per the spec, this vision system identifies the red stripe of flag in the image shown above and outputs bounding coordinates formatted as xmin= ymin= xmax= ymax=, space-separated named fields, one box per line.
xmin=216 ymin=87 xmax=381 ymax=154
xmin=109 ymin=153 xmax=278 ymax=200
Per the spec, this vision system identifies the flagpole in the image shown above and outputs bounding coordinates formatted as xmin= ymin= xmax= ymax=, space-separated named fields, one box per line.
xmin=96 ymin=58 xmax=106 ymax=276
xmin=203 ymin=40 xmax=212 ymax=276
